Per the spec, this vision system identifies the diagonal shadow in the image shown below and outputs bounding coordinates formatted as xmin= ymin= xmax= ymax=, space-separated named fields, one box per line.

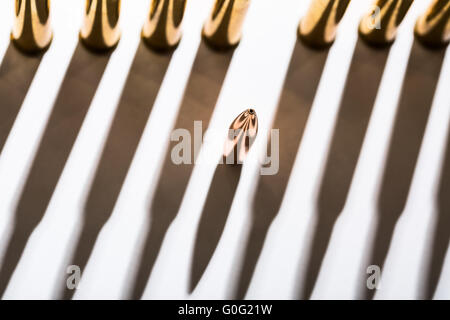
xmin=129 ymin=42 xmax=234 ymax=299
xmin=363 ymin=41 xmax=446 ymax=300
xmin=60 ymin=42 xmax=173 ymax=300
xmin=425 ymin=119 xmax=450 ymax=299
xmin=0 ymin=43 xmax=110 ymax=298
xmin=365 ymin=41 xmax=446 ymax=300
xmin=428 ymin=122 xmax=450 ymax=299
xmin=190 ymin=164 xmax=242 ymax=293
xmin=0 ymin=44 xmax=43 ymax=155
xmin=301 ymin=39 xmax=391 ymax=300
xmin=234 ymin=40 xmax=330 ymax=300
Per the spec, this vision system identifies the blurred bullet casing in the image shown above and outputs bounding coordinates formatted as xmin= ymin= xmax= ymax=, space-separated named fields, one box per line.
xmin=224 ymin=109 xmax=258 ymax=165
xmin=203 ymin=0 xmax=251 ymax=50
xmin=142 ymin=0 xmax=187 ymax=51
xmin=359 ymin=0 xmax=414 ymax=47
xmin=80 ymin=0 xmax=121 ymax=51
xmin=299 ymin=0 xmax=351 ymax=48
xmin=415 ymin=0 xmax=450 ymax=48
xmin=12 ymin=0 xmax=53 ymax=54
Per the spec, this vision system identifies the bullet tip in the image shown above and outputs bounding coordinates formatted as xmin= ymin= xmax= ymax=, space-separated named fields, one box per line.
xmin=223 ymin=109 xmax=258 ymax=164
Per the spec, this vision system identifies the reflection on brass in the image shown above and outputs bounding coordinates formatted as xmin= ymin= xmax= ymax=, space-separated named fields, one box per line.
xmin=223 ymin=109 xmax=258 ymax=164
xmin=12 ymin=0 xmax=53 ymax=54
xmin=359 ymin=0 xmax=414 ymax=47
xmin=299 ymin=0 xmax=351 ymax=48
xmin=203 ymin=0 xmax=251 ymax=50
xmin=80 ymin=0 xmax=121 ymax=51
xmin=142 ymin=0 xmax=187 ymax=51
xmin=415 ymin=0 xmax=450 ymax=48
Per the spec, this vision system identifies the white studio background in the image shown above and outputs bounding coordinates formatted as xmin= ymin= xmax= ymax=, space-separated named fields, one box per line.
xmin=0 ymin=0 xmax=448 ymax=300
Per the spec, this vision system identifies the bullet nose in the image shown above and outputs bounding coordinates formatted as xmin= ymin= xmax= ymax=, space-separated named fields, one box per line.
xmin=299 ymin=0 xmax=351 ymax=49
xmin=11 ymin=0 xmax=53 ymax=54
xmin=224 ymin=108 xmax=258 ymax=164
xmin=415 ymin=0 xmax=450 ymax=48
xmin=142 ymin=0 xmax=188 ymax=51
xmin=80 ymin=0 xmax=121 ymax=52
xmin=359 ymin=0 xmax=414 ymax=47
xmin=203 ymin=0 xmax=251 ymax=50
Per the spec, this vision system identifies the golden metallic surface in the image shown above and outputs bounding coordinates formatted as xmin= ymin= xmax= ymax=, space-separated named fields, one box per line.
xmin=359 ymin=0 xmax=414 ymax=47
xmin=223 ymin=109 xmax=258 ymax=164
xmin=80 ymin=0 xmax=121 ymax=51
xmin=299 ymin=0 xmax=351 ymax=48
xmin=203 ymin=0 xmax=251 ymax=50
xmin=11 ymin=0 xmax=52 ymax=54
xmin=415 ymin=0 xmax=450 ymax=48
xmin=142 ymin=0 xmax=187 ymax=51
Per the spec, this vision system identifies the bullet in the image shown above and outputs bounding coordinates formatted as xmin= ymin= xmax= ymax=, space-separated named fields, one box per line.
xmin=190 ymin=109 xmax=257 ymax=293
xmin=359 ymin=0 xmax=414 ymax=47
xmin=415 ymin=0 xmax=450 ymax=48
xmin=11 ymin=0 xmax=53 ymax=54
xmin=142 ymin=0 xmax=188 ymax=51
xmin=203 ymin=0 xmax=251 ymax=50
xmin=299 ymin=0 xmax=352 ymax=49
xmin=80 ymin=0 xmax=121 ymax=51
xmin=223 ymin=108 xmax=258 ymax=165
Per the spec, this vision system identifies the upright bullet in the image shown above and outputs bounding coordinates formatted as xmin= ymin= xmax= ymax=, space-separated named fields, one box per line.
xmin=359 ymin=0 xmax=414 ymax=47
xmin=80 ymin=0 xmax=121 ymax=51
xmin=189 ymin=109 xmax=257 ymax=293
xmin=11 ymin=0 xmax=53 ymax=54
xmin=203 ymin=0 xmax=251 ymax=50
xmin=223 ymin=108 xmax=258 ymax=165
xmin=299 ymin=0 xmax=352 ymax=48
xmin=415 ymin=0 xmax=450 ymax=48
xmin=142 ymin=0 xmax=188 ymax=51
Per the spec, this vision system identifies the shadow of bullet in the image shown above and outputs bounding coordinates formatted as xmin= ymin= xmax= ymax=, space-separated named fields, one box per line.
xmin=59 ymin=42 xmax=173 ymax=300
xmin=129 ymin=42 xmax=234 ymax=299
xmin=234 ymin=39 xmax=330 ymax=300
xmin=0 ymin=43 xmax=43 ymax=155
xmin=362 ymin=41 xmax=446 ymax=300
xmin=301 ymin=39 xmax=390 ymax=300
xmin=0 ymin=43 xmax=111 ymax=298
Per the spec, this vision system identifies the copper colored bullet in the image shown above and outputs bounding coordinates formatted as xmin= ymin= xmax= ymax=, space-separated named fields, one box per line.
xmin=299 ymin=0 xmax=351 ymax=49
xmin=203 ymin=0 xmax=251 ymax=50
xmin=11 ymin=0 xmax=53 ymax=54
xmin=189 ymin=109 xmax=257 ymax=293
xmin=359 ymin=0 xmax=414 ymax=47
xmin=142 ymin=0 xmax=188 ymax=51
xmin=223 ymin=108 xmax=258 ymax=165
xmin=80 ymin=0 xmax=121 ymax=51
xmin=415 ymin=0 xmax=450 ymax=48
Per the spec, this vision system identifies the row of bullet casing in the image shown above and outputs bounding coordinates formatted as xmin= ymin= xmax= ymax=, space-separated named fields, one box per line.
xmin=10 ymin=0 xmax=251 ymax=53
xmin=10 ymin=0 xmax=450 ymax=55
xmin=302 ymin=0 xmax=450 ymax=48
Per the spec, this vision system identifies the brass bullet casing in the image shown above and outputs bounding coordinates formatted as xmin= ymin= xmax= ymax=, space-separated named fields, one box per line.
xmin=11 ymin=0 xmax=53 ymax=54
xmin=299 ymin=0 xmax=352 ymax=49
xmin=415 ymin=0 xmax=450 ymax=48
xmin=359 ymin=0 xmax=414 ymax=47
xmin=80 ymin=0 xmax=121 ymax=51
xmin=142 ymin=0 xmax=188 ymax=51
xmin=223 ymin=109 xmax=258 ymax=164
xmin=203 ymin=0 xmax=251 ymax=50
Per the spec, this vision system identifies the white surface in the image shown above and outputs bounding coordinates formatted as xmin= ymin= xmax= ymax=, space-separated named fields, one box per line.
xmin=0 ymin=0 xmax=449 ymax=300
